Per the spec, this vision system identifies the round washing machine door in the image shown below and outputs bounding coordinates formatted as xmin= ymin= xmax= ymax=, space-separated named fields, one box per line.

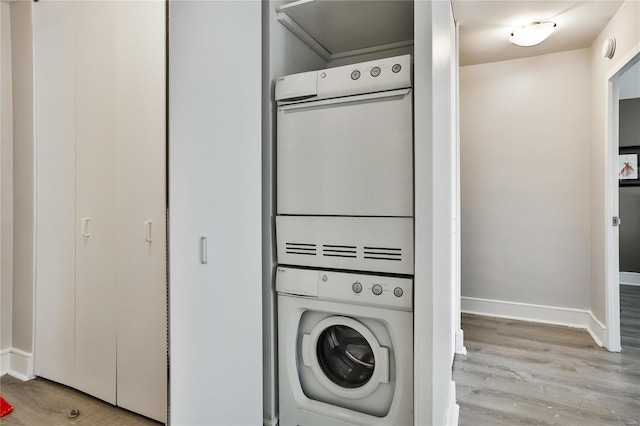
xmin=301 ymin=316 xmax=389 ymax=400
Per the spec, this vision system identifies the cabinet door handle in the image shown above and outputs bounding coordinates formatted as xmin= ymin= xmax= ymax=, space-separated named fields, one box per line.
xmin=200 ymin=236 xmax=208 ymax=264
xmin=81 ymin=217 xmax=90 ymax=238
xmin=144 ymin=220 xmax=152 ymax=242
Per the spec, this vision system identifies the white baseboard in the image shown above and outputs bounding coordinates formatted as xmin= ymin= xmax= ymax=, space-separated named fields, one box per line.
xmin=455 ymin=329 xmax=467 ymax=355
xmin=1 ymin=347 xmax=35 ymax=381
xmin=461 ymin=297 xmax=605 ymax=347
xmin=620 ymin=272 xmax=640 ymax=286
xmin=586 ymin=313 xmax=606 ymax=347
xmin=445 ymin=380 xmax=459 ymax=426
xmin=0 ymin=348 xmax=10 ymax=375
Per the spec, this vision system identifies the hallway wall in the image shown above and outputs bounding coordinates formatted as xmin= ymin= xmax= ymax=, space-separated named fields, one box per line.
xmin=9 ymin=0 xmax=35 ymax=356
xmin=460 ymin=49 xmax=591 ymax=311
xmin=1 ymin=1 xmax=14 ymax=358
xmin=589 ymin=0 xmax=640 ymax=323
xmin=1 ymin=0 xmax=36 ymax=378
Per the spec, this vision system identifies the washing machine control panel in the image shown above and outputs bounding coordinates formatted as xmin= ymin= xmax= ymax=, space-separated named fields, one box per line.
xmin=276 ymin=267 xmax=412 ymax=311
xmin=325 ymin=272 xmax=411 ymax=311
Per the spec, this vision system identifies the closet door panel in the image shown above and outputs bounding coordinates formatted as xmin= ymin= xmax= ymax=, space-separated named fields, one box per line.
xmin=73 ymin=0 xmax=117 ymax=404
xmin=33 ymin=0 xmax=76 ymax=387
xmin=169 ymin=1 xmax=262 ymax=424
xmin=115 ymin=1 xmax=167 ymax=422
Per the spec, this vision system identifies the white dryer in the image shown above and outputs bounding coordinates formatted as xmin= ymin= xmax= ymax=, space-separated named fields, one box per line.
xmin=276 ymin=267 xmax=413 ymax=426
xmin=275 ymin=54 xmax=414 ymax=275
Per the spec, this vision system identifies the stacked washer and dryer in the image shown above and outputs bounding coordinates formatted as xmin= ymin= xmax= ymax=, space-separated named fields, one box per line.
xmin=275 ymin=55 xmax=414 ymax=426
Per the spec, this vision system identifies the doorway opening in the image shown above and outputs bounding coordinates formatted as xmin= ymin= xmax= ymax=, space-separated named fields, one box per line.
xmin=616 ymin=60 xmax=640 ymax=352
xmin=605 ymin=45 xmax=640 ymax=352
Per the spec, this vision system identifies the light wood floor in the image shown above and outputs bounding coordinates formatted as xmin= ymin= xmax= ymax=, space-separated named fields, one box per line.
xmin=454 ymin=312 xmax=640 ymax=425
xmin=0 ymin=375 xmax=161 ymax=426
xmin=2 ymin=289 xmax=639 ymax=425
xmin=621 ymin=284 xmax=640 ymax=351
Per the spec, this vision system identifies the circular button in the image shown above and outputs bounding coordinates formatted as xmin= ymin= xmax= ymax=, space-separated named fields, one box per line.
xmin=393 ymin=287 xmax=403 ymax=297
xmin=372 ymin=284 xmax=383 ymax=296
xmin=321 ymin=275 xmax=328 ymax=282
xmin=370 ymin=66 xmax=381 ymax=77
xmin=320 ymin=72 xmax=327 ymax=78
xmin=351 ymin=70 xmax=361 ymax=80
xmin=352 ymin=282 xmax=362 ymax=293
xmin=392 ymin=64 xmax=402 ymax=73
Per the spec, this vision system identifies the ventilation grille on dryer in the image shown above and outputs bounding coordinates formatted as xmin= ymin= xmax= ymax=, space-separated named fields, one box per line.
xmin=363 ymin=246 xmax=402 ymax=262
xmin=285 ymin=242 xmax=317 ymax=256
xmin=276 ymin=216 xmax=413 ymax=274
xmin=285 ymin=242 xmax=403 ymax=262
xmin=322 ymin=245 xmax=357 ymax=259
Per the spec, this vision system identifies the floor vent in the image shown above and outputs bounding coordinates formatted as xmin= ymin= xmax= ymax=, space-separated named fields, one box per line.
xmin=286 ymin=242 xmax=317 ymax=256
xmin=322 ymin=244 xmax=357 ymax=258
xmin=363 ymin=246 xmax=402 ymax=261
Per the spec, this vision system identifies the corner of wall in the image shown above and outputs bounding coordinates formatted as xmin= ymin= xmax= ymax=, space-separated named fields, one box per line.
xmin=586 ymin=311 xmax=606 ymax=348
xmin=9 ymin=0 xmax=36 ymax=355
xmin=1 ymin=347 xmax=35 ymax=381
xmin=0 ymin=348 xmax=10 ymax=376
xmin=1 ymin=0 xmax=15 ymax=358
xmin=588 ymin=0 xmax=640 ymax=346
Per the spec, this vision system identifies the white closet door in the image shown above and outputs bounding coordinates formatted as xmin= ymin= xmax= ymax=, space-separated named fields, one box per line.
xmin=33 ymin=0 xmax=76 ymax=387
xmin=169 ymin=1 xmax=263 ymax=424
xmin=73 ymin=0 xmax=117 ymax=404
xmin=115 ymin=1 xmax=167 ymax=422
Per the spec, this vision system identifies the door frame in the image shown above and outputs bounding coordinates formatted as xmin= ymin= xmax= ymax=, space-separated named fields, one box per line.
xmin=604 ymin=42 xmax=640 ymax=352
xmin=453 ymin=20 xmax=466 ymax=357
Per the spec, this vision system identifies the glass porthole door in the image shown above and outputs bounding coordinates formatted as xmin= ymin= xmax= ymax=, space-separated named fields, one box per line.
xmin=301 ymin=316 xmax=389 ymax=399
xmin=317 ymin=325 xmax=375 ymax=388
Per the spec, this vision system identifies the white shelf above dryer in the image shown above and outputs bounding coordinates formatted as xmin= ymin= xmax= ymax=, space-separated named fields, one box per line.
xmin=276 ymin=0 xmax=414 ymax=62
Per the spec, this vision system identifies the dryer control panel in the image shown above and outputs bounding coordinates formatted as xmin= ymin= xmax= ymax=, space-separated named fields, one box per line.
xmin=276 ymin=267 xmax=412 ymax=312
xmin=275 ymin=54 xmax=412 ymax=104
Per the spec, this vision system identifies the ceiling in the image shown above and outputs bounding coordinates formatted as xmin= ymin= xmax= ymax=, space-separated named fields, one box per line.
xmin=452 ymin=0 xmax=625 ymax=66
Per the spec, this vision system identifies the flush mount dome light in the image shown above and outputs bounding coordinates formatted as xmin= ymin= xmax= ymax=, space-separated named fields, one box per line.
xmin=509 ymin=21 xmax=557 ymax=47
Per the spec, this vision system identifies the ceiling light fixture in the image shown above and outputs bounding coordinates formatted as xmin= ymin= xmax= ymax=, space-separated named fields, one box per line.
xmin=509 ymin=21 xmax=557 ymax=47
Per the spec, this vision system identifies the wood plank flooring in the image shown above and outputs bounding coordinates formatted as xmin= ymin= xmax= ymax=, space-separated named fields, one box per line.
xmin=621 ymin=284 xmax=640 ymax=351
xmin=2 ymin=289 xmax=639 ymax=425
xmin=454 ymin=313 xmax=640 ymax=426
xmin=0 ymin=375 xmax=161 ymax=426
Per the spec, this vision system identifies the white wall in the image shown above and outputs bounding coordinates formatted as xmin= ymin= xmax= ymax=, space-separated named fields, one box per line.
xmin=0 ymin=0 xmax=35 ymax=379
xmin=262 ymin=2 xmax=325 ymax=423
xmin=1 ymin=0 xmax=13 ymax=358
xmin=414 ymin=1 xmax=457 ymax=424
xmin=9 ymin=0 xmax=34 ymax=356
xmin=326 ymin=46 xmax=414 ymax=68
xmin=589 ymin=0 xmax=640 ymax=323
xmin=460 ymin=49 xmax=591 ymax=311
xmin=619 ymin=60 xmax=640 ymax=100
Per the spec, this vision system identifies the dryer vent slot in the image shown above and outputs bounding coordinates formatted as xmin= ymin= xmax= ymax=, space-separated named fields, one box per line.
xmin=286 ymin=242 xmax=317 ymax=256
xmin=323 ymin=244 xmax=357 ymax=258
xmin=363 ymin=246 xmax=402 ymax=262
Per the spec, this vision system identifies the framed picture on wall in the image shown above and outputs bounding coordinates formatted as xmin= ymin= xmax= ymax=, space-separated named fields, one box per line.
xmin=619 ymin=146 xmax=640 ymax=186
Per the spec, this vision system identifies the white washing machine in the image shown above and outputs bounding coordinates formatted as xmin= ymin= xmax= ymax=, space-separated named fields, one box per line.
xmin=276 ymin=267 xmax=413 ymax=426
